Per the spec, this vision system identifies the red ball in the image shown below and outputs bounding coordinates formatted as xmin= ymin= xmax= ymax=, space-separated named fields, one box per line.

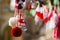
xmin=11 ymin=27 xmax=22 ymax=37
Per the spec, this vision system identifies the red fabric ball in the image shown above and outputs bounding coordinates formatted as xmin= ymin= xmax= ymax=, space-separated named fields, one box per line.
xmin=11 ymin=27 xmax=22 ymax=37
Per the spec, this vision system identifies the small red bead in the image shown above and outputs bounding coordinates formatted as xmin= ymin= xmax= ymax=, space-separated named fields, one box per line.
xmin=11 ymin=27 xmax=22 ymax=37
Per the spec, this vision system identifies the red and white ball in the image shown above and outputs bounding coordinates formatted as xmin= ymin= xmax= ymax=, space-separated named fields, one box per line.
xmin=11 ymin=27 xmax=22 ymax=37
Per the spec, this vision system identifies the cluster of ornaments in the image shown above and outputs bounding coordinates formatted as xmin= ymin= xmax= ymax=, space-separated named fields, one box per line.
xmin=9 ymin=14 xmax=27 ymax=37
xmin=9 ymin=0 xmax=27 ymax=37
xmin=28 ymin=0 xmax=60 ymax=38
xmin=9 ymin=0 xmax=60 ymax=38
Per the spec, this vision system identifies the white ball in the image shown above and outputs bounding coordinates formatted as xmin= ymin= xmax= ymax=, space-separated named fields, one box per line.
xmin=8 ymin=17 xmax=18 ymax=27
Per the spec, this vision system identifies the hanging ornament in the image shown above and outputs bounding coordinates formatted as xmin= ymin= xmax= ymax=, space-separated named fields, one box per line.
xmin=54 ymin=14 xmax=60 ymax=38
xmin=8 ymin=17 xmax=18 ymax=27
xmin=11 ymin=27 xmax=22 ymax=37
xmin=9 ymin=0 xmax=27 ymax=37
xmin=36 ymin=1 xmax=43 ymax=20
xmin=46 ymin=7 xmax=58 ymax=31
xmin=35 ymin=2 xmax=43 ymax=20
xmin=34 ymin=1 xmax=43 ymax=24
xmin=30 ymin=9 xmax=36 ymax=16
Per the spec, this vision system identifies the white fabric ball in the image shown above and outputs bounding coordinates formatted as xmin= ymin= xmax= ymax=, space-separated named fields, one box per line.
xmin=8 ymin=17 xmax=18 ymax=27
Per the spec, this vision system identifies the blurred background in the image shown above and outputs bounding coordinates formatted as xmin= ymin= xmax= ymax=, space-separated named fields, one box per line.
xmin=0 ymin=0 xmax=60 ymax=40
